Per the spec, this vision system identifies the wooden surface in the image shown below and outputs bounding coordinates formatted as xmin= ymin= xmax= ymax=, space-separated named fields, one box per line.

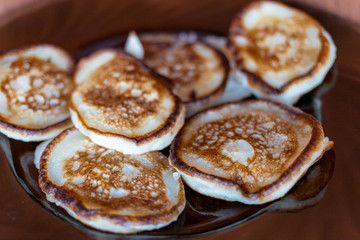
xmin=0 ymin=0 xmax=360 ymax=26
xmin=0 ymin=0 xmax=359 ymax=239
xmin=293 ymin=0 xmax=360 ymax=25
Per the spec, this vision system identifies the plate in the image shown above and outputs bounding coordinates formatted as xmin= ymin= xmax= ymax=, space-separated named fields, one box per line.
xmin=3 ymin=134 xmax=334 ymax=238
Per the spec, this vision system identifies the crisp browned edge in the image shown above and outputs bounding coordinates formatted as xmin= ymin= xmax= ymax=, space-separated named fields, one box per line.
xmin=70 ymin=48 xmax=185 ymax=146
xmin=0 ymin=117 xmax=72 ymax=138
xmin=138 ymin=31 xmax=231 ymax=108
xmin=38 ymin=127 xmax=186 ymax=230
xmin=169 ymin=99 xmax=334 ymax=201
xmin=0 ymin=44 xmax=75 ymax=138
xmin=227 ymin=1 xmax=332 ymax=95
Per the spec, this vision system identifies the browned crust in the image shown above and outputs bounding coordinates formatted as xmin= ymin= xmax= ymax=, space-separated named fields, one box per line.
xmin=169 ymin=99 xmax=333 ymax=201
xmin=138 ymin=32 xmax=231 ymax=107
xmin=227 ymin=1 xmax=331 ymax=95
xmin=0 ymin=43 xmax=75 ymax=74
xmin=38 ymin=127 xmax=186 ymax=228
xmin=0 ymin=117 xmax=72 ymax=139
xmin=70 ymin=49 xmax=185 ymax=146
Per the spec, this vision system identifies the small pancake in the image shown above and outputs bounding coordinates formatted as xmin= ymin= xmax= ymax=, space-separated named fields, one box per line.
xmin=37 ymin=127 xmax=185 ymax=233
xmin=169 ymin=99 xmax=333 ymax=204
xmin=70 ymin=49 xmax=185 ymax=154
xmin=228 ymin=1 xmax=336 ymax=105
xmin=138 ymin=32 xmax=231 ymax=114
xmin=0 ymin=44 xmax=74 ymax=141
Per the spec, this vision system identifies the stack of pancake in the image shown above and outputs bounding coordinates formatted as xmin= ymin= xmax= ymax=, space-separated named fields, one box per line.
xmin=0 ymin=1 xmax=336 ymax=234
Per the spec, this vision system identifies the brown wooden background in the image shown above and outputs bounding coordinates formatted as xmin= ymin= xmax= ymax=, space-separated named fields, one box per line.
xmin=1 ymin=0 xmax=359 ymax=26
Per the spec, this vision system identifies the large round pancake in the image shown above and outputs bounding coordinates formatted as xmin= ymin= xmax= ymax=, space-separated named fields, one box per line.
xmin=138 ymin=32 xmax=231 ymax=114
xmin=70 ymin=49 xmax=185 ymax=154
xmin=0 ymin=44 xmax=74 ymax=141
xmin=228 ymin=1 xmax=336 ymax=105
xmin=37 ymin=127 xmax=186 ymax=234
xmin=169 ymin=99 xmax=333 ymax=204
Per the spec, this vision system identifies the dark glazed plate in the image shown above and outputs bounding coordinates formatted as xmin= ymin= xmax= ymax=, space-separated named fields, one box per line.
xmin=1 ymin=71 xmax=335 ymax=238
xmin=3 ymin=135 xmax=334 ymax=238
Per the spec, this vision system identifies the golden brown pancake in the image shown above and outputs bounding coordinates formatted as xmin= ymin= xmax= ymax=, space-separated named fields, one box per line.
xmin=0 ymin=44 xmax=74 ymax=141
xmin=169 ymin=99 xmax=333 ymax=204
xmin=70 ymin=49 xmax=185 ymax=154
xmin=228 ymin=1 xmax=336 ymax=105
xmin=138 ymin=32 xmax=231 ymax=115
xmin=37 ymin=127 xmax=186 ymax=234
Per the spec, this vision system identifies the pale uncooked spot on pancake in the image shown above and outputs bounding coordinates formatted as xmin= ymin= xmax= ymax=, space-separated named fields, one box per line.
xmin=34 ymin=139 xmax=52 ymax=169
xmin=38 ymin=128 xmax=185 ymax=233
xmin=125 ymin=31 xmax=144 ymax=59
xmin=170 ymin=100 xmax=333 ymax=204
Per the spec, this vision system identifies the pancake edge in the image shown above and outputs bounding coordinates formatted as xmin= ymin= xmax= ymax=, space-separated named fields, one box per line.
xmin=0 ymin=117 xmax=73 ymax=142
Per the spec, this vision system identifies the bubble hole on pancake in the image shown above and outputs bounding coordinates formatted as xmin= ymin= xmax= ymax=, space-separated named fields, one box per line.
xmin=228 ymin=1 xmax=336 ymax=105
xmin=169 ymin=99 xmax=333 ymax=204
xmin=37 ymin=127 xmax=186 ymax=234
xmin=70 ymin=49 xmax=185 ymax=154
xmin=0 ymin=44 xmax=74 ymax=141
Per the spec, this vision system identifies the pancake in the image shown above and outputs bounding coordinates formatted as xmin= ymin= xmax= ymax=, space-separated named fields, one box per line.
xmin=37 ymin=127 xmax=185 ymax=233
xmin=228 ymin=1 xmax=336 ymax=105
xmin=0 ymin=44 xmax=74 ymax=141
xmin=137 ymin=32 xmax=231 ymax=115
xmin=70 ymin=49 xmax=185 ymax=154
xmin=169 ymin=99 xmax=333 ymax=204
